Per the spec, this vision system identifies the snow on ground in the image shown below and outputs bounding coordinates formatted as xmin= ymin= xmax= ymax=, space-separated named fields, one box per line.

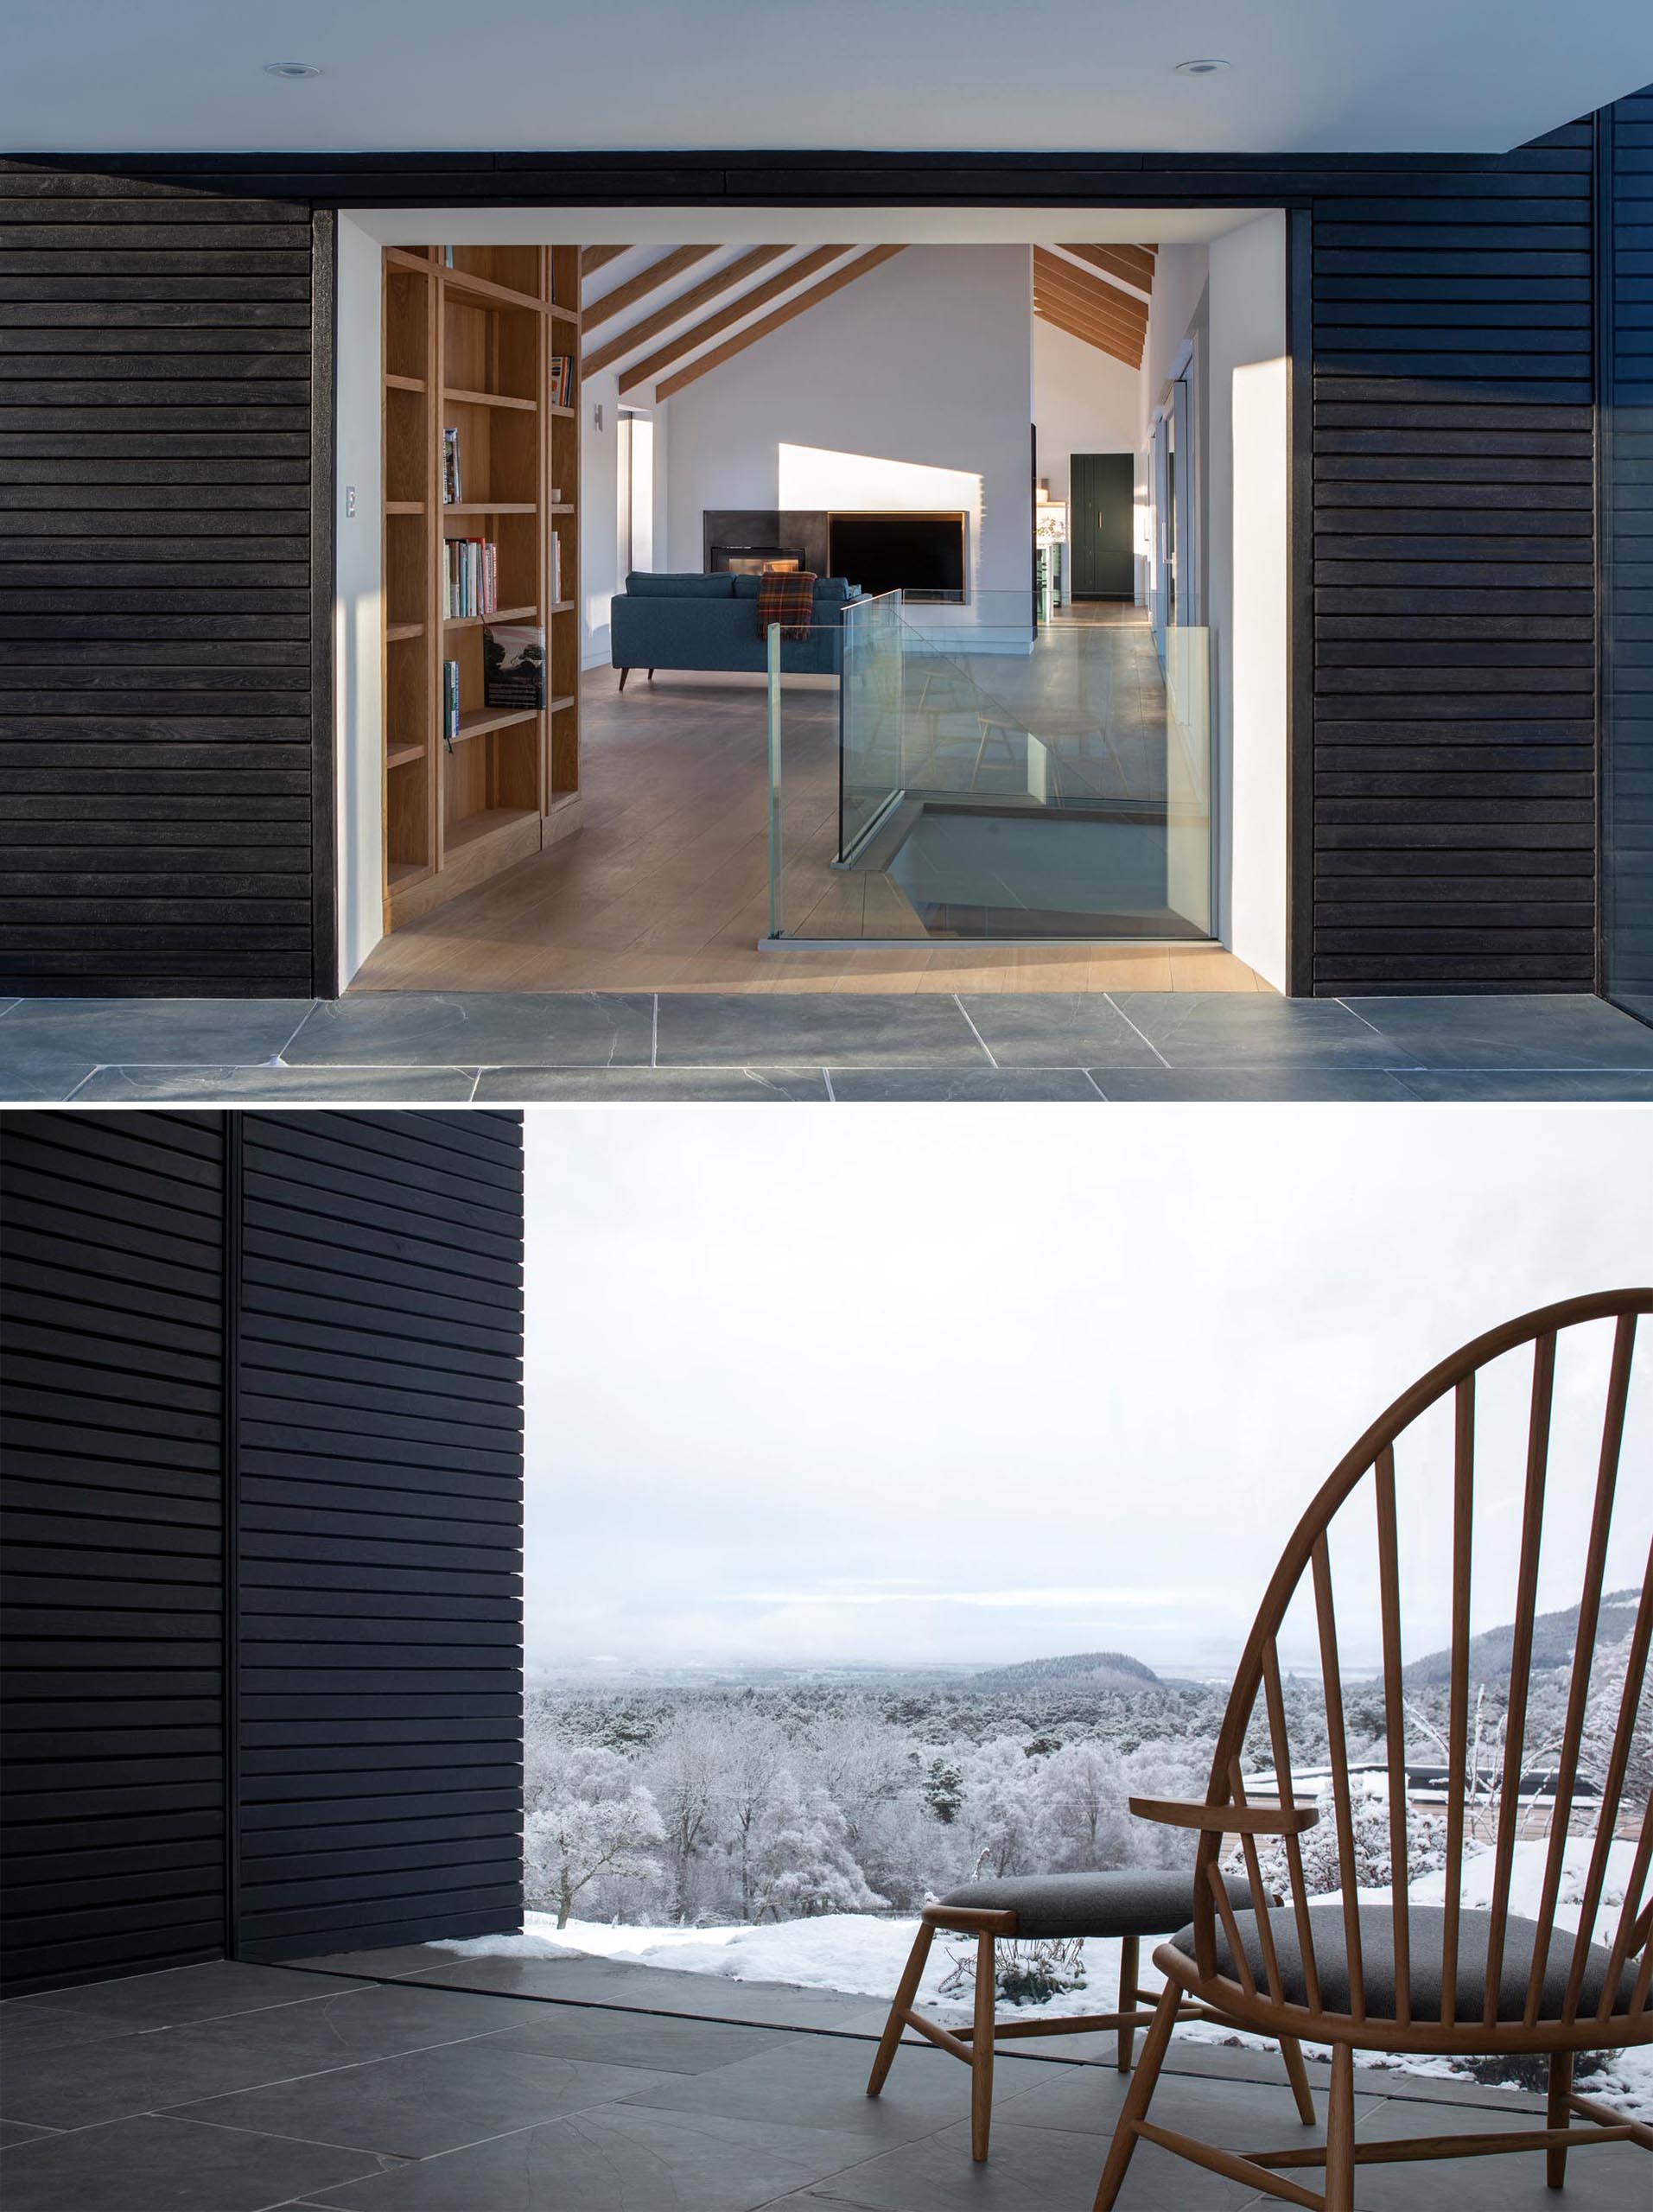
xmin=436 ymin=1838 xmax=1651 ymax=2119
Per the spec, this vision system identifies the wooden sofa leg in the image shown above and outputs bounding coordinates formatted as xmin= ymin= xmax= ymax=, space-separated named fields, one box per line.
xmin=1116 ymin=1936 xmax=1139 ymax=2071
xmin=971 ymin=1929 xmax=995 ymax=2161
xmin=618 ymin=667 xmax=628 ymax=692
xmin=1093 ymin=1980 xmax=1179 ymax=2212
xmin=866 ymin=1922 xmax=933 ymax=2098
xmin=1547 ymin=2050 xmax=1572 ymax=2189
xmin=1279 ymin=2033 xmax=1316 ymax=2126
xmin=1324 ymin=2044 xmax=1355 ymax=2212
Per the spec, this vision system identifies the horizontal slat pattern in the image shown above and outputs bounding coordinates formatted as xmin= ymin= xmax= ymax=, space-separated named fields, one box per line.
xmin=1309 ymin=117 xmax=1599 ymax=991
xmin=234 ymin=1110 xmax=525 ymax=1958
xmin=0 ymin=1109 xmax=227 ymax=1994
xmin=0 ymin=167 xmax=315 ymax=996
xmin=1605 ymin=90 xmax=1653 ymax=1021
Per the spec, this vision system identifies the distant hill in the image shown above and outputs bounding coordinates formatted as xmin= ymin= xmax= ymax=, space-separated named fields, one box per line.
xmin=1402 ymin=1588 xmax=1639 ymax=1689
xmin=963 ymin=1650 xmax=1164 ymax=1696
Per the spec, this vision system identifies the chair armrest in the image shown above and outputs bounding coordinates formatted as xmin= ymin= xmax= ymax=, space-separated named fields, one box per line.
xmin=1128 ymin=1796 xmax=1320 ymax=1837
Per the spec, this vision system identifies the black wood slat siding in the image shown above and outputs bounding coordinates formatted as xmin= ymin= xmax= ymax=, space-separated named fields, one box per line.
xmin=0 ymin=1109 xmax=228 ymax=1995
xmin=1604 ymin=91 xmax=1653 ymax=1021
xmin=0 ymin=171 xmax=321 ymax=998
xmin=233 ymin=1110 xmax=525 ymax=1960
xmin=3 ymin=124 xmax=1634 ymax=994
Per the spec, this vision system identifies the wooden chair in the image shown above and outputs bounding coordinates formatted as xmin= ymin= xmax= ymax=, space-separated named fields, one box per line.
xmin=1095 ymin=1287 xmax=1653 ymax=2212
xmin=866 ymin=1868 xmax=1318 ymax=2161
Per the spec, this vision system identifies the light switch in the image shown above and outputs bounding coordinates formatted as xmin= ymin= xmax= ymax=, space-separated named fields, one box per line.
xmin=345 ymin=485 xmax=357 ymax=518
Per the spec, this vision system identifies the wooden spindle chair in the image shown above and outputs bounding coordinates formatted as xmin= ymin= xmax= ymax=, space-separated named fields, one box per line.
xmin=1095 ymin=1287 xmax=1653 ymax=2212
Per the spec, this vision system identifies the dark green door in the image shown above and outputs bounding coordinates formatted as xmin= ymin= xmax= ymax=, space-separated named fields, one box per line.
xmin=1069 ymin=452 xmax=1135 ymax=598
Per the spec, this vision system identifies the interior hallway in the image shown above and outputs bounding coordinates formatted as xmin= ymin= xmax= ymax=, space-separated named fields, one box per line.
xmin=353 ymin=655 xmax=1263 ymax=996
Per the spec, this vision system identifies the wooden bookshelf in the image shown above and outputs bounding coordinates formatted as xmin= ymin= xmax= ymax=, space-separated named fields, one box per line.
xmin=380 ymin=244 xmax=583 ymax=928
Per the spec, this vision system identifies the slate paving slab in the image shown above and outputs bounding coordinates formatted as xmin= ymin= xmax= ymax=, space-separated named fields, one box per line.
xmin=0 ymin=2113 xmax=389 ymax=2212
xmin=1094 ymin=1066 xmax=1417 ymax=1101
xmin=1103 ymin=995 xmax=1409 ymax=1067
xmin=1353 ymin=994 xmax=1653 ymax=1071
xmin=0 ymin=998 xmax=315 ymax=1099
xmin=303 ymin=2102 xmax=883 ymax=2212
xmin=653 ymin=994 xmax=987 ymax=1069
xmin=957 ymin=995 xmax=1166 ymax=1068
xmin=828 ymin=1066 xmax=1101 ymax=1101
xmin=283 ymin=993 xmax=654 ymax=1069
xmin=474 ymin=1066 xmax=828 ymax=1101
xmin=72 ymin=1065 xmax=480 ymax=1102
xmin=162 ymin=2039 xmax=677 ymax=2161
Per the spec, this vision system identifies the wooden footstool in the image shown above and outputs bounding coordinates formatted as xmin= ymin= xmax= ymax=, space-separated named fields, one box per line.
xmin=866 ymin=1869 xmax=1315 ymax=2161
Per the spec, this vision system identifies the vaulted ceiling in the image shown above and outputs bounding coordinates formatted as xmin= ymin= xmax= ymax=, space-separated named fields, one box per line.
xmin=579 ymin=243 xmax=1156 ymax=397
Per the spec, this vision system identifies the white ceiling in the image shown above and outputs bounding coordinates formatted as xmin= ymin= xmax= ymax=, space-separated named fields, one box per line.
xmin=4 ymin=0 xmax=1650 ymax=156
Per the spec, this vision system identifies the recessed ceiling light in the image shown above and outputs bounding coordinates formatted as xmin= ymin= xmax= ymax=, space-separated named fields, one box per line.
xmin=1174 ymin=58 xmax=1230 ymax=75
xmin=263 ymin=61 xmax=323 ymax=79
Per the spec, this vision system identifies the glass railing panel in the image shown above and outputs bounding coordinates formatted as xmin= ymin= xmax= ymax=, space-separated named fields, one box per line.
xmin=765 ymin=598 xmax=1212 ymax=944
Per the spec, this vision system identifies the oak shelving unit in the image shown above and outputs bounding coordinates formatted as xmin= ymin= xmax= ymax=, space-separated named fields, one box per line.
xmin=380 ymin=244 xmax=582 ymax=928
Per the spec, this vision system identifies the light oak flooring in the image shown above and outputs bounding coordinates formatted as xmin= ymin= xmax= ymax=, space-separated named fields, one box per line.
xmin=354 ymin=664 xmax=1268 ymax=996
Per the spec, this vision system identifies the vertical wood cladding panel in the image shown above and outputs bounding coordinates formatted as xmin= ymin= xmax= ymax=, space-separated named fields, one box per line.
xmin=0 ymin=168 xmax=320 ymax=998
xmin=0 ymin=1109 xmax=228 ymax=1994
xmin=233 ymin=1110 xmax=525 ymax=1959
xmin=1604 ymin=91 xmax=1653 ymax=1021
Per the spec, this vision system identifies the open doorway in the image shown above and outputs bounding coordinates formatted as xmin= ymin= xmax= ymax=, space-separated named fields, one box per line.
xmin=334 ymin=213 xmax=1291 ymax=996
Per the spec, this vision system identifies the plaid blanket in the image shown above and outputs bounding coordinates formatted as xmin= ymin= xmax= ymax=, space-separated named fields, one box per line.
xmin=756 ymin=568 xmax=817 ymax=642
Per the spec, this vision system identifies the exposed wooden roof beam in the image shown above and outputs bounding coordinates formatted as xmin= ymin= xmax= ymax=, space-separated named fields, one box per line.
xmin=584 ymin=246 xmax=718 ymax=330
xmin=1034 ymin=296 xmax=1140 ymax=371
xmin=656 ymin=247 xmax=906 ymax=402
xmin=1033 ymin=249 xmax=1148 ymax=333
xmin=617 ymin=245 xmax=853 ymax=394
xmin=1033 ymin=274 xmax=1148 ymax=355
xmin=582 ymin=247 xmax=793 ymax=378
xmin=581 ymin=245 xmax=631 ymax=276
xmin=1062 ymin=242 xmax=1156 ymax=293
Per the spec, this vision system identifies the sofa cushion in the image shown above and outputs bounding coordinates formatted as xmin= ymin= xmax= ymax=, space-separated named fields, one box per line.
xmin=1167 ymin=1902 xmax=1623 ymax=2022
xmin=626 ymin=572 xmax=734 ymax=599
xmin=939 ymin=1869 xmax=1253 ymax=1940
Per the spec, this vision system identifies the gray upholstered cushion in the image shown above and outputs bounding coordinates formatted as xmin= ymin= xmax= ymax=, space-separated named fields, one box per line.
xmin=939 ymin=1870 xmax=1254 ymax=1940
xmin=1168 ymin=1903 xmax=1622 ymax=2023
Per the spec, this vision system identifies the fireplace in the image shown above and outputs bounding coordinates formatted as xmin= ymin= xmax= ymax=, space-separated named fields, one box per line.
xmin=709 ymin=543 xmax=805 ymax=575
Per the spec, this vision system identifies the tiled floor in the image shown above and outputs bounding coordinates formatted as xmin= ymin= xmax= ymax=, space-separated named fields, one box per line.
xmin=1 ymin=1957 xmax=1641 ymax=2212
xmin=3 ymin=990 xmax=1653 ymax=1103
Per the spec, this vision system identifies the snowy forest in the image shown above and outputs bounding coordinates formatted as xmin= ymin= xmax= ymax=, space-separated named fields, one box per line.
xmin=521 ymin=1632 xmax=1648 ymax=1933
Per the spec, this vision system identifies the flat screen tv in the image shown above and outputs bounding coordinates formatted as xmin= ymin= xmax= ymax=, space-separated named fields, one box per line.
xmin=827 ymin=511 xmax=966 ymax=603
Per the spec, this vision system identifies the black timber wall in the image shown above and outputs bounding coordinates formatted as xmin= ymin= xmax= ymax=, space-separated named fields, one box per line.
xmin=0 ymin=1108 xmax=525 ymax=1994
xmin=0 ymin=1110 xmax=229 ymax=1993
xmin=232 ymin=1110 xmax=525 ymax=1961
xmin=0 ymin=177 xmax=332 ymax=1001
xmin=0 ymin=114 xmax=1642 ymax=995
xmin=1603 ymin=91 xmax=1653 ymax=1022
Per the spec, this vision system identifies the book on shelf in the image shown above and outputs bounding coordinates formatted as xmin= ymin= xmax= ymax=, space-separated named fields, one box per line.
xmin=484 ymin=624 xmax=546 ymax=710
xmin=442 ymin=427 xmax=461 ymax=505
xmin=442 ymin=537 xmax=497 ymax=620
xmin=549 ymin=354 xmax=574 ymax=407
xmin=442 ymin=660 xmax=461 ymax=750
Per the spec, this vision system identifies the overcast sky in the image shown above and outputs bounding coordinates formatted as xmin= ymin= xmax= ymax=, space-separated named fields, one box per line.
xmin=523 ymin=1109 xmax=1650 ymax=1678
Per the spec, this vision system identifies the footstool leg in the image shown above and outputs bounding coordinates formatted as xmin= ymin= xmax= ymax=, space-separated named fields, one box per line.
xmin=971 ymin=1928 xmax=995 ymax=2161
xmin=1279 ymin=2032 xmax=1316 ymax=2126
xmin=1116 ymin=1937 xmax=1139 ymax=2071
xmin=866 ymin=1922 xmax=934 ymax=2097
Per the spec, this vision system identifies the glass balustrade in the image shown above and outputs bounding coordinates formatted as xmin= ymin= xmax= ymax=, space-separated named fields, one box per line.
xmin=765 ymin=589 xmax=1211 ymax=944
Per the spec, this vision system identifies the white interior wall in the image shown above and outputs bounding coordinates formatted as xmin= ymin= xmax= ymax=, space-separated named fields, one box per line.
xmin=581 ymin=371 xmax=620 ymax=670
xmin=663 ymin=245 xmax=1033 ymax=610
xmin=334 ymin=213 xmax=385 ymax=989
xmin=1206 ymin=211 xmax=1290 ymax=994
xmin=1031 ymin=316 xmax=1138 ymax=500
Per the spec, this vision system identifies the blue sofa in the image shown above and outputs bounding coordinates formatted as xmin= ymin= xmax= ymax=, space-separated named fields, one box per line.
xmin=609 ymin=572 xmax=861 ymax=685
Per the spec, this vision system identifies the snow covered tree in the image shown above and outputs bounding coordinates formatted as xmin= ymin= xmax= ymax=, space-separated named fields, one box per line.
xmin=1579 ymin=1636 xmax=1653 ymax=1809
xmin=643 ymin=1706 xmax=726 ymax=1922
xmin=747 ymin=1770 xmax=887 ymax=1921
xmin=957 ymin=1737 xmax=1048 ymax=1877
xmin=524 ymin=1745 xmax=665 ymax=1929
xmin=1039 ymin=1738 xmax=1133 ymax=1868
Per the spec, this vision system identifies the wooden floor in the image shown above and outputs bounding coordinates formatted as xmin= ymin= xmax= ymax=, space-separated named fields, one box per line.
xmin=354 ymin=664 xmax=1268 ymax=995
